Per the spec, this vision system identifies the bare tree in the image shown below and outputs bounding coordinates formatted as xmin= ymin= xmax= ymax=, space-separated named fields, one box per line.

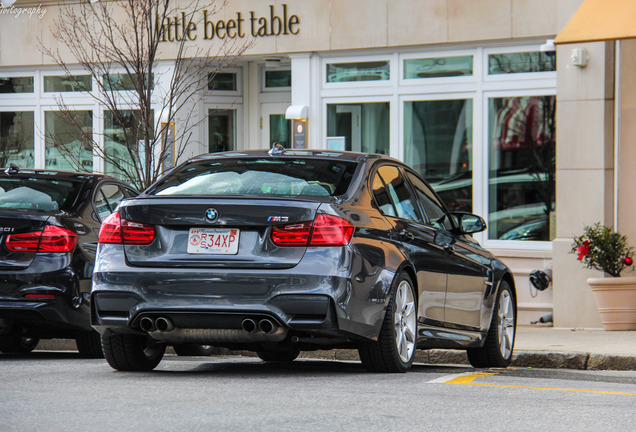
xmin=41 ymin=0 xmax=251 ymax=190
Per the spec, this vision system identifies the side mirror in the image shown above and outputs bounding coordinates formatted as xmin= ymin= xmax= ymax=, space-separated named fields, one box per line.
xmin=452 ymin=212 xmax=487 ymax=234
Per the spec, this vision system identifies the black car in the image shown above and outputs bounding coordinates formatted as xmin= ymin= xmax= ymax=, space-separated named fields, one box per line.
xmin=92 ymin=148 xmax=517 ymax=372
xmin=0 ymin=166 xmax=137 ymax=357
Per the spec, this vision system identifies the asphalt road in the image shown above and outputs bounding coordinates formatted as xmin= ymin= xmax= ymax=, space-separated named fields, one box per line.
xmin=1 ymin=352 xmax=636 ymax=432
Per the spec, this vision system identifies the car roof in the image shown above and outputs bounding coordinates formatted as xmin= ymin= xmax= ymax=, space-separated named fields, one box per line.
xmin=189 ymin=149 xmax=394 ymax=164
xmin=0 ymin=168 xmax=113 ymax=182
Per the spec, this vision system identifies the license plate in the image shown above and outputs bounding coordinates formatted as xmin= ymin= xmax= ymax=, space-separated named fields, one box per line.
xmin=187 ymin=228 xmax=240 ymax=255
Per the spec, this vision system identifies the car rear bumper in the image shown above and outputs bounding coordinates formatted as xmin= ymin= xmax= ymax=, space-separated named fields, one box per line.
xmin=91 ymin=246 xmax=397 ymax=345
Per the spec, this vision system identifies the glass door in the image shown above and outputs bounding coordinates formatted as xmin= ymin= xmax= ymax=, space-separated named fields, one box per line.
xmin=261 ymin=103 xmax=291 ymax=149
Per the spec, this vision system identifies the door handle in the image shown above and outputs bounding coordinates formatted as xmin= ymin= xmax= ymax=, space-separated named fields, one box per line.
xmin=443 ymin=243 xmax=455 ymax=254
xmin=398 ymin=230 xmax=414 ymax=242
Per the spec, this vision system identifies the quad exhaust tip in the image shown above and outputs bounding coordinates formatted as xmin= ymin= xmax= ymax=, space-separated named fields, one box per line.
xmin=241 ymin=318 xmax=278 ymax=334
xmin=139 ymin=316 xmax=175 ymax=333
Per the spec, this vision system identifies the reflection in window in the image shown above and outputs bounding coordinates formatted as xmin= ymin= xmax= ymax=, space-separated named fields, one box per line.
xmin=95 ymin=184 xmax=125 ymax=221
xmin=327 ymin=103 xmax=389 ymax=155
xmin=0 ymin=111 xmax=34 ymax=168
xmin=376 ymin=165 xmax=421 ymax=223
xmin=103 ymin=73 xmax=154 ymax=91
xmin=489 ymin=52 xmax=556 ymax=75
xmin=208 ymin=73 xmax=237 ymax=91
xmin=0 ymin=77 xmax=34 ymax=93
xmin=265 ymin=70 xmax=291 ymax=88
xmin=104 ymin=110 xmax=154 ymax=182
xmin=44 ymin=75 xmax=92 ymax=92
xmin=404 ymin=99 xmax=472 ymax=212
xmin=488 ymin=96 xmax=555 ymax=241
xmin=404 ymin=56 xmax=473 ymax=79
xmin=326 ymin=61 xmax=390 ymax=83
xmin=45 ymin=111 xmax=93 ymax=171
xmin=269 ymin=114 xmax=291 ymax=148
xmin=208 ymin=109 xmax=236 ymax=153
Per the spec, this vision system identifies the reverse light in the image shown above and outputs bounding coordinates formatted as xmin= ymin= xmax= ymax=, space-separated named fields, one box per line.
xmin=6 ymin=225 xmax=77 ymax=253
xmin=271 ymin=214 xmax=354 ymax=247
xmin=98 ymin=211 xmax=155 ymax=245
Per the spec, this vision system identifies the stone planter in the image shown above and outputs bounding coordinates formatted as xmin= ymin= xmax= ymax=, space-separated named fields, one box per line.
xmin=587 ymin=276 xmax=636 ymax=330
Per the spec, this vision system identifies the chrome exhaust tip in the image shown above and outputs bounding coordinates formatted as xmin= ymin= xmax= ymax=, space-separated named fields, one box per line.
xmin=241 ymin=318 xmax=257 ymax=334
xmin=139 ymin=317 xmax=156 ymax=332
xmin=155 ymin=317 xmax=175 ymax=332
xmin=259 ymin=319 xmax=276 ymax=334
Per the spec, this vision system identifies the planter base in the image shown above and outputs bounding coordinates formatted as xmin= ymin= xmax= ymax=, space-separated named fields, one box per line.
xmin=587 ymin=276 xmax=636 ymax=331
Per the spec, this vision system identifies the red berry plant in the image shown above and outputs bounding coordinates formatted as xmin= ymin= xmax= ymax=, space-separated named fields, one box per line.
xmin=571 ymin=222 xmax=634 ymax=277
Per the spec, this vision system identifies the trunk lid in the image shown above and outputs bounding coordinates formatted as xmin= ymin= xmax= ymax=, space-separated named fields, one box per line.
xmin=120 ymin=197 xmax=323 ymax=269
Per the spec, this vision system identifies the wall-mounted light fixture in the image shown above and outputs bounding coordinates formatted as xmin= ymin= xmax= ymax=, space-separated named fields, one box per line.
xmin=265 ymin=58 xmax=282 ymax=69
xmin=571 ymin=47 xmax=589 ymax=67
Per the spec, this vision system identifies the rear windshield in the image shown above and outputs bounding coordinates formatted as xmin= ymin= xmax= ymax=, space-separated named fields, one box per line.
xmin=148 ymin=158 xmax=358 ymax=197
xmin=0 ymin=177 xmax=83 ymax=212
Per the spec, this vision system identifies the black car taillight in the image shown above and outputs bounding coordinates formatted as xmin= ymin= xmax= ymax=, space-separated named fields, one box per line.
xmin=271 ymin=214 xmax=354 ymax=247
xmin=98 ymin=211 xmax=155 ymax=245
xmin=5 ymin=225 xmax=78 ymax=253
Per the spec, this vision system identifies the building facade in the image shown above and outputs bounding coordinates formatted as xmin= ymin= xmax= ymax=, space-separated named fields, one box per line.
xmin=3 ymin=0 xmax=631 ymax=328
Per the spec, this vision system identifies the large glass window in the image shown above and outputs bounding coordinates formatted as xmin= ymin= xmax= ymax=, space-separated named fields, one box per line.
xmin=488 ymin=95 xmax=555 ymax=241
xmin=44 ymin=75 xmax=92 ymax=92
xmin=0 ymin=111 xmax=34 ymax=168
xmin=327 ymin=61 xmax=390 ymax=83
xmin=404 ymin=56 xmax=473 ymax=79
xmin=103 ymin=73 xmax=154 ymax=91
xmin=488 ymin=51 xmax=556 ymax=75
xmin=265 ymin=70 xmax=291 ymax=88
xmin=404 ymin=99 xmax=473 ymax=212
xmin=0 ymin=77 xmax=34 ymax=94
xmin=104 ymin=110 xmax=153 ymax=181
xmin=208 ymin=109 xmax=236 ymax=153
xmin=45 ymin=110 xmax=93 ymax=171
xmin=327 ymin=103 xmax=389 ymax=155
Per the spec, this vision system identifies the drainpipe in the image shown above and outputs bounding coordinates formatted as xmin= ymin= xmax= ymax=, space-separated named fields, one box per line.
xmin=614 ymin=40 xmax=621 ymax=229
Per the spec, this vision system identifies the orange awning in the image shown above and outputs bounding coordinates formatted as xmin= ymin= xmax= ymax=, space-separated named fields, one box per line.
xmin=555 ymin=0 xmax=636 ymax=44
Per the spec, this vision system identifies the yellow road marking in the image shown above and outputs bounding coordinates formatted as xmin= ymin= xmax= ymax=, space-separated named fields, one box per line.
xmin=445 ymin=372 xmax=636 ymax=396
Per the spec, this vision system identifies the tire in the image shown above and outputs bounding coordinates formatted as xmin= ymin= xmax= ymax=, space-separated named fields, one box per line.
xmin=0 ymin=334 xmax=40 ymax=353
xmin=76 ymin=330 xmax=104 ymax=358
xmin=358 ymin=272 xmax=417 ymax=373
xmin=173 ymin=344 xmax=219 ymax=357
xmin=467 ymin=281 xmax=516 ymax=368
xmin=101 ymin=332 xmax=165 ymax=372
xmin=256 ymin=348 xmax=300 ymax=362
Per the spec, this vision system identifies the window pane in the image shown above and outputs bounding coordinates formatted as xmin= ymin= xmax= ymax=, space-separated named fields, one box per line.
xmin=45 ymin=110 xmax=93 ymax=171
xmin=0 ymin=177 xmax=83 ymax=211
xmin=488 ymin=52 xmax=556 ymax=75
xmin=327 ymin=103 xmax=390 ymax=155
xmin=376 ymin=165 xmax=422 ymax=223
xmin=0 ymin=111 xmax=34 ymax=168
xmin=372 ymin=173 xmax=397 ymax=217
xmin=326 ymin=61 xmax=390 ymax=83
xmin=44 ymin=75 xmax=92 ymax=92
xmin=269 ymin=114 xmax=291 ymax=148
xmin=0 ymin=77 xmax=34 ymax=94
xmin=404 ymin=56 xmax=473 ymax=79
xmin=208 ymin=73 xmax=237 ymax=91
xmin=104 ymin=73 xmax=154 ymax=91
xmin=208 ymin=109 xmax=236 ymax=153
xmin=265 ymin=70 xmax=291 ymax=88
xmin=104 ymin=110 xmax=154 ymax=181
xmin=404 ymin=99 xmax=472 ymax=212
xmin=406 ymin=172 xmax=453 ymax=231
xmin=488 ymin=96 xmax=555 ymax=241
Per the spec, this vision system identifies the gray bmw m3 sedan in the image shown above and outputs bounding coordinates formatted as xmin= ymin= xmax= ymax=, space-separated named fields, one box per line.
xmin=91 ymin=148 xmax=516 ymax=372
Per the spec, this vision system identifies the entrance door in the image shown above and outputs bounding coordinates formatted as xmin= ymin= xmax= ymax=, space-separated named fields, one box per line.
xmin=261 ymin=103 xmax=291 ymax=149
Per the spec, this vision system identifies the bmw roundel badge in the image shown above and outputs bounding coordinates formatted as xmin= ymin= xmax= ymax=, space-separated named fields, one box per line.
xmin=205 ymin=208 xmax=219 ymax=222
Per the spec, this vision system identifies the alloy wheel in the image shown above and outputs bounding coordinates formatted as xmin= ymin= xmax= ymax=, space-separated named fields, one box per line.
xmin=497 ymin=289 xmax=515 ymax=359
xmin=393 ymin=279 xmax=416 ymax=363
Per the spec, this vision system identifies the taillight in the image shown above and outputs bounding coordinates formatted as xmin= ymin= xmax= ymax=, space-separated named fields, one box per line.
xmin=271 ymin=214 xmax=354 ymax=247
xmin=98 ymin=211 xmax=155 ymax=245
xmin=6 ymin=225 xmax=77 ymax=253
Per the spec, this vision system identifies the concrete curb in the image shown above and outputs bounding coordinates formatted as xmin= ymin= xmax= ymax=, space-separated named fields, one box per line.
xmin=34 ymin=340 xmax=636 ymax=371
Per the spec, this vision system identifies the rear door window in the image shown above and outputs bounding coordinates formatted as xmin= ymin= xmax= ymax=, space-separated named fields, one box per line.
xmin=406 ymin=171 xmax=454 ymax=231
xmin=94 ymin=183 xmax=127 ymax=221
xmin=373 ymin=165 xmax=423 ymax=223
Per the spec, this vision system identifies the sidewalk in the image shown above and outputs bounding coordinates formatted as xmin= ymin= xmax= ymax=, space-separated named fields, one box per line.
xmin=36 ymin=325 xmax=636 ymax=370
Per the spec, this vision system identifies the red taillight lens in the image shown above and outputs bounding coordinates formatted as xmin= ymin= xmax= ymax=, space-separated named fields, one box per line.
xmin=98 ymin=211 xmax=155 ymax=245
xmin=6 ymin=225 xmax=77 ymax=253
xmin=271 ymin=221 xmax=312 ymax=246
xmin=310 ymin=214 xmax=354 ymax=246
xmin=271 ymin=214 xmax=354 ymax=247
